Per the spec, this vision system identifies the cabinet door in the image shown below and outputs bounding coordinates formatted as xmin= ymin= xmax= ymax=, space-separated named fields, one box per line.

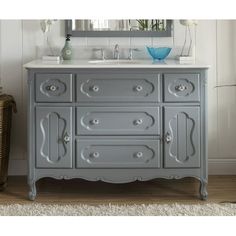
xmin=36 ymin=107 xmax=72 ymax=168
xmin=164 ymin=107 xmax=200 ymax=168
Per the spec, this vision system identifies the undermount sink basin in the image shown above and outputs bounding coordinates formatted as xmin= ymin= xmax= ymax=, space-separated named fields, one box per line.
xmin=88 ymin=59 xmax=141 ymax=64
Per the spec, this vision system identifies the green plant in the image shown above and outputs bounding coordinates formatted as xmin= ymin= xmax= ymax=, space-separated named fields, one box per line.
xmin=137 ymin=19 xmax=149 ymax=30
xmin=136 ymin=19 xmax=166 ymax=31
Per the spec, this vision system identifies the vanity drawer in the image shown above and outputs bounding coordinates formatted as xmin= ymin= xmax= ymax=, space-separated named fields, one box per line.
xmin=76 ymin=73 xmax=160 ymax=103
xmin=35 ymin=73 xmax=73 ymax=102
xmin=76 ymin=107 xmax=160 ymax=135
xmin=163 ymin=73 xmax=200 ymax=102
xmin=76 ymin=138 xmax=160 ymax=168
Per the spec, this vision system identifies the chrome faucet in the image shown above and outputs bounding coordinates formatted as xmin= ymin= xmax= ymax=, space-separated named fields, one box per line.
xmin=93 ymin=48 xmax=106 ymax=60
xmin=113 ymin=44 xmax=120 ymax=60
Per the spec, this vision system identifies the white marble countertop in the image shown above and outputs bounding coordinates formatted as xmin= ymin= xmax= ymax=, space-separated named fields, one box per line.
xmin=24 ymin=59 xmax=210 ymax=69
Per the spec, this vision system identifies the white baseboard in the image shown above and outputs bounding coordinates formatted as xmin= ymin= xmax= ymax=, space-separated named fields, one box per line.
xmin=208 ymin=159 xmax=236 ymax=175
xmin=8 ymin=159 xmax=236 ymax=176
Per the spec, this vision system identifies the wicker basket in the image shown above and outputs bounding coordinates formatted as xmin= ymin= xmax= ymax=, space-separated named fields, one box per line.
xmin=0 ymin=94 xmax=16 ymax=191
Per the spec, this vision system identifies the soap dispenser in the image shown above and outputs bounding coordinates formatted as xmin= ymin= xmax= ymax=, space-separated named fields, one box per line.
xmin=61 ymin=34 xmax=73 ymax=60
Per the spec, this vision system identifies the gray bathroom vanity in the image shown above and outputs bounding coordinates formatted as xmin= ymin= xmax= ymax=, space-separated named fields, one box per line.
xmin=24 ymin=60 xmax=209 ymax=200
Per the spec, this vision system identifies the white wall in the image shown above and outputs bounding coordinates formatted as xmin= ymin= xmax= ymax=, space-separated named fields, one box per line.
xmin=213 ymin=20 xmax=236 ymax=173
xmin=0 ymin=20 xmax=235 ymax=175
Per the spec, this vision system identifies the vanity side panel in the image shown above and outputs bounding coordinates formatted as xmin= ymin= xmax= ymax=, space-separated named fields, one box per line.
xmin=200 ymin=69 xmax=208 ymax=184
xmin=27 ymin=69 xmax=36 ymax=191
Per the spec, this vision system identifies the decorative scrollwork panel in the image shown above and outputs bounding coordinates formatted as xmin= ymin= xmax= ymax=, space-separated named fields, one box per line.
xmin=164 ymin=107 xmax=200 ymax=168
xmin=36 ymin=107 xmax=72 ymax=168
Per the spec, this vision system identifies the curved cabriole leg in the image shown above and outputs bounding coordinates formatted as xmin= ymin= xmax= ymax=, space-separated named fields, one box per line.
xmin=199 ymin=179 xmax=208 ymax=200
xmin=28 ymin=179 xmax=37 ymax=201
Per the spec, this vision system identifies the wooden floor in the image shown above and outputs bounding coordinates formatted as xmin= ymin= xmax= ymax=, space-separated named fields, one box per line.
xmin=0 ymin=176 xmax=235 ymax=204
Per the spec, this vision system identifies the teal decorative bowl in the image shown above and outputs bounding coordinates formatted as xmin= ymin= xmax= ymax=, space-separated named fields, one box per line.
xmin=146 ymin=46 xmax=172 ymax=60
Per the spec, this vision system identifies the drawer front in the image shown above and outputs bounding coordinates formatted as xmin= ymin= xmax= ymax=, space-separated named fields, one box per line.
xmin=76 ymin=107 xmax=160 ymax=135
xmin=76 ymin=138 xmax=160 ymax=168
xmin=163 ymin=73 xmax=200 ymax=102
xmin=35 ymin=73 xmax=73 ymax=102
xmin=76 ymin=73 xmax=160 ymax=103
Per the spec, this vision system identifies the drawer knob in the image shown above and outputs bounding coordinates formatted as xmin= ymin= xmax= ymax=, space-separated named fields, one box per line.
xmin=175 ymin=84 xmax=186 ymax=92
xmin=90 ymin=152 xmax=100 ymax=158
xmin=134 ymin=152 xmax=143 ymax=158
xmin=134 ymin=119 xmax=143 ymax=125
xmin=63 ymin=133 xmax=70 ymax=144
xmin=47 ymin=85 xmax=57 ymax=92
xmin=165 ymin=132 xmax=172 ymax=143
xmin=91 ymin=85 xmax=99 ymax=92
xmin=134 ymin=85 xmax=143 ymax=92
xmin=90 ymin=119 xmax=99 ymax=125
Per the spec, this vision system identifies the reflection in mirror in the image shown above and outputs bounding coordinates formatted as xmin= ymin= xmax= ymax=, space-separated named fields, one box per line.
xmin=72 ymin=19 xmax=168 ymax=32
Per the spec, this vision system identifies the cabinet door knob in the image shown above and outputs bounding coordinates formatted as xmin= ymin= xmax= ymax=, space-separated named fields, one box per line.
xmin=165 ymin=132 xmax=172 ymax=143
xmin=134 ymin=151 xmax=143 ymax=158
xmin=91 ymin=85 xmax=99 ymax=92
xmin=134 ymin=119 xmax=143 ymax=125
xmin=90 ymin=152 xmax=100 ymax=158
xmin=90 ymin=119 xmax=99 ymax=125
xmin=134 ymin=85 xmax=143 ymax=92
xmin=175 ymin=84 xmax=186 ymax=92
xmin=48 ymin=85 xmax=57 ymax=92
xmin=63 ymin=133 xmax=70 ymax=144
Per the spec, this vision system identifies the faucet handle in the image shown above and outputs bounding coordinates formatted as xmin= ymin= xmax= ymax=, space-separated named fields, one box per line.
xmin=114 ymin=44 xmax=119 ymax=50
xmin=93 ymin=48 xmax=105 ymax=60
xmin=113 ymin=44 xmax=120 ymax=60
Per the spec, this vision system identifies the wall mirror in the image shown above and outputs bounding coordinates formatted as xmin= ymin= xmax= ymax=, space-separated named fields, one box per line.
xmin=65 ymin=19 xmax=172 ymax=37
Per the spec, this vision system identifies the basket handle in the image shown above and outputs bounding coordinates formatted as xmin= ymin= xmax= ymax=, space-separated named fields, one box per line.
xmin=11 ymin=100 xmax=17 ymax=113
xmin=9 ymin=96 xmax=17 ymax=113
